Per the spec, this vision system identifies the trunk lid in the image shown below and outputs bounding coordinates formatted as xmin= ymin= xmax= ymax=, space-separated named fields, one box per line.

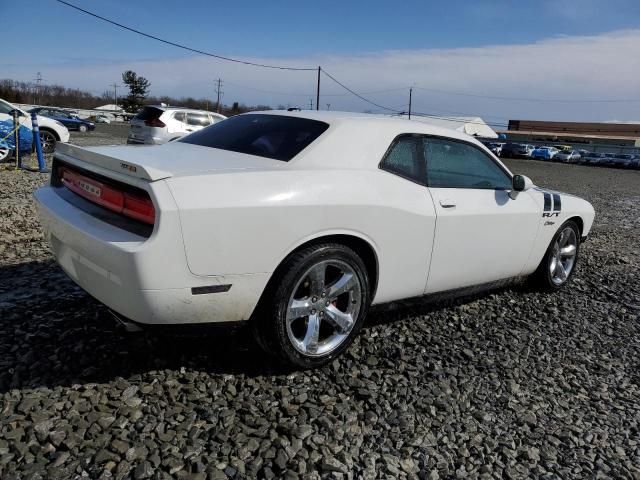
xmin=55 ymin=142 xmax=285 ymax=182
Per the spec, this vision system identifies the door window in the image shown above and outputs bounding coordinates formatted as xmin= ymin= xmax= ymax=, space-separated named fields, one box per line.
xmin=186 ymin=113 xmax=211 ymax=127
xmin=173 ymin=112 xmax=186 ymax=123
xmin=379 ymin=135 xmax=426 ymax=184
xmin=424 ymin=138 xmax=511 ymax=189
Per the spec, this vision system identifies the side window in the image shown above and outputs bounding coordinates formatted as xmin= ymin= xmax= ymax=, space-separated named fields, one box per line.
xmin=186 ymin=113 xmax=211 ymax=127
xmin=424 ymin=138 xmax=511 ymax=189
xmin=173 ymin=112 xmax=186 ymax=122
xmin=379 ymin=135 xmax=425 ymax=184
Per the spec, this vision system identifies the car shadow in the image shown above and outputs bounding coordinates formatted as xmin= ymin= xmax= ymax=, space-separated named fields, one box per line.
xmin=0 ymin=260 xmax=521 ymax=393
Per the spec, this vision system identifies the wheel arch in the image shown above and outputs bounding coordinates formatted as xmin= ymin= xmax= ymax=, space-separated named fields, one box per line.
xmin=257 ymin=232 xmax=380 ymax=312
xmin=566 ymin=215 xmax=583 ymax=236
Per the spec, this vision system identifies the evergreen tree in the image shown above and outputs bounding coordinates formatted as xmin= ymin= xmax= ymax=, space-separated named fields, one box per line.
xmin=121 ymin=70 xmax=151 ymax=113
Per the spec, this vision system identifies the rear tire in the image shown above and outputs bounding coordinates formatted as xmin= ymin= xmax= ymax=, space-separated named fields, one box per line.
xmin=253 ymin=243 xmax=371 ymax=368
xmin=78 ymin=124 xmax=88 ymax=133
xmin=530 ymin=220 xmax=580 ymax=291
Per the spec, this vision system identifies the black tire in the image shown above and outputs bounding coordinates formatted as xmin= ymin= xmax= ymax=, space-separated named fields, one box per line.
xmin=253 ymin=243 xmax=371 ymax=368
xmin=39 ymin=129 xmax=58 ymax=154
xmin=78 ymin=124 xmax=88 ymax=133
xmin=530 ymin=220 xmax=580 ymax=291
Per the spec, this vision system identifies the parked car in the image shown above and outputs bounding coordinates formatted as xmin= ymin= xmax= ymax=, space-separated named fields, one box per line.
xmin=554 ymin=150 xmax=581 ymax=163
xmin=127 ymin=106 xmax=227 ymax=145
xmin=30 ymin=107 xmax=95 ymax=132
xmin=34 ymin=111 xmax=595 ymax=367
xmin=0 ymin=98 xmax=70 ymax=158
xmin=531 ymin=146 xmax=559 ymax=160
xmin=582 ymin=152 xmax=605 ymax=165
xmin=501 ymin=142 xmax=534 ymax=158
xmin=611 ymin=154 xmax=635 ymax=168
xmin=481 ymin=141 xmax=503 ymax=156
xmin=553 ymin=145 xmax=572 ymax=153
xmin=94 ymin=115 xmax=111 ymax=124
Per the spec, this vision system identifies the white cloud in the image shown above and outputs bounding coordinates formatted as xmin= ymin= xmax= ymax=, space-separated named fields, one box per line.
xmin=5 ymin=29 xmax=640 ymax=123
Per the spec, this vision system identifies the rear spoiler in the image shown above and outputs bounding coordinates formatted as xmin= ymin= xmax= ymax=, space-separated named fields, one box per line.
xmin=55 ymin=143 xmax=173 ymax=181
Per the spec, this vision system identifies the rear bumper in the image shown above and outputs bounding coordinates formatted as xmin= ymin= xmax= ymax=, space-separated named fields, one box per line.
xmin=34 ymin=185 xmax=268 ymax=325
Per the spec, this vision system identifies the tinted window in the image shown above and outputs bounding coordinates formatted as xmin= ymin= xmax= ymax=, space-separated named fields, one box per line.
xmin=425 ymin=138 xmax=511 ymax=189
xmin=173 ymin=112 xmax=186 ymax=122
xmin=134 ymin=107 xmax=164 ymax=121
xmin=180 ymin=114 xmax=329 ymax=162
xmin=379 ymin=135 xmax=425 ymax=184
xmin=186 ymin=113 xmax=211 ymax=127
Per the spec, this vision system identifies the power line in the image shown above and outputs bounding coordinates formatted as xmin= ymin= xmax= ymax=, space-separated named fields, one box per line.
xmin=412 ymin=85 xmax=640 ymax=104
xmin=321 ymin=69 xmax=401 ymax=113
xmin=55 ymin=0 xmax=315 ymax=71
xmin=223 ymin=80 xmax=408 ymax=98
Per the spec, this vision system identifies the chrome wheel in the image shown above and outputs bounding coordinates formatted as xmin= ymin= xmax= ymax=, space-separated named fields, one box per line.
xmin=549 ymin=226 xmax=577 ymax=285
xmin=0 ymin=145 xmax=9 ymax=162
xmin=40 ymin=131 xmax=56 ymax=154
xmin=286 ymin=259 xmax=362 ymax=357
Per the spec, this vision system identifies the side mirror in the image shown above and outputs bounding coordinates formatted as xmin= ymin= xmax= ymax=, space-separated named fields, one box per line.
xmin=512 ymin=174 xmax=526 ymax=191
xmin=510 ymin=174 xmax=533 ymax=199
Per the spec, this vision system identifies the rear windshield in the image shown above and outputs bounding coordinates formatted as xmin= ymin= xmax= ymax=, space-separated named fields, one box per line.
xmin=134 ymin=106 xmax=164 ymax=120
xmin=179 ymin=114 xmax=329 ymax=161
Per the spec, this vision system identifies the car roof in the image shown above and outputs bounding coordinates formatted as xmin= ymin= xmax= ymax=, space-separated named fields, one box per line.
xmin=246 ymin=110 xmax=485 ymax=144
xmin=146 ymin=105 xmax=225 ymax=116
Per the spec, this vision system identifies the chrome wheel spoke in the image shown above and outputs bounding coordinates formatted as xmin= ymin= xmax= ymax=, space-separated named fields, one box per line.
xmin=555 ymin=262 xmax=568 ymax=280
xmin=327 ymin=272 xmax=356 ymax=300
xmin=302 ymin=314 xmax=320 ymax=354
xmin=560 ymin=244 xmax=576 ymax=257
xmin=288 ymin=298 xmax=312 ymax=320
xmin=324 ymin=304 xmax=354 ymax=333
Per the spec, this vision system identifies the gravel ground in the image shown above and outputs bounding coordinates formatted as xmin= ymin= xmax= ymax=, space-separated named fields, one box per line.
xmin=0 ymin=127 xmax=639 ymax=479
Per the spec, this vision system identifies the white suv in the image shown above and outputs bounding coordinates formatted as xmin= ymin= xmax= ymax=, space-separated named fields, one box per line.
xmin=127 ymin=106 xmax=227 ymax=145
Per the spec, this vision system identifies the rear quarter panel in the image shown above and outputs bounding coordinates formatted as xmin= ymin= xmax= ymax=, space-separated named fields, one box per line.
xmin=167 ymin=168 xmax=437 ymax=304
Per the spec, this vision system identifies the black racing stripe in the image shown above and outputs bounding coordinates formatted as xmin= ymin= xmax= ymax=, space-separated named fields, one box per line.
xmin=553 ymin=193 xmax=561 ymax=212
xmin=543 ymin=193 xmax=552 ymax=212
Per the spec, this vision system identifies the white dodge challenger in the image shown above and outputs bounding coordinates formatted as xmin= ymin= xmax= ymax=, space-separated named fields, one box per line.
xmin=34 ymin=111 xmax=595 ymax=367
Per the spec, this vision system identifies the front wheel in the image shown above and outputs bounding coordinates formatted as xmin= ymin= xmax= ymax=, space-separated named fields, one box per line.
xmin=78 ymin=124 xmax=88 ymax=133
xmin=39 ymin=130 xmax=58 ymax=154
xmin=531 ymin=220 xmax=580 ymax=290
xmin=254 ymin=243 xmax=371 ymax=368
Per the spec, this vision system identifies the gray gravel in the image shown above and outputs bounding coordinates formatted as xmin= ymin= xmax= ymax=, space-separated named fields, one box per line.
xmin=1 ymin=127 xmax=639 ymax=479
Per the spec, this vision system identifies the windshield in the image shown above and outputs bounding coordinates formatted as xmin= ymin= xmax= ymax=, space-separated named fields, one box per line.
xmin=179 ymin=114 xmax=330 ymax=162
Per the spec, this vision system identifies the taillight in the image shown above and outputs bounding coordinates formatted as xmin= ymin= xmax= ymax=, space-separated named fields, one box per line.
xmin=144 ymin=117 xmax=165 ymax=127
xmin=59 ymin=167 xmax=156 ymax=225
xmin=123 ymin=192 xmax=155 ymax=224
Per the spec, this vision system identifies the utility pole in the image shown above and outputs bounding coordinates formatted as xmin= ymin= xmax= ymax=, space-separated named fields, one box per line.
xmin=34 ymin=72 xmax=43 ymax=105
xmin=408 ymin=87 xmax=413 ymax=120
xmin=316 ymin=66 xmax=321 ymax=111
xmin=326 ymin=103 xmax=331 ymax=110
xmin=309 ymin=99 xmax=314 ymax=110
xmin=110 ymin=83 xmax=121 ymax=107
xmin=215 ymin=78 xmax=223 ymax=113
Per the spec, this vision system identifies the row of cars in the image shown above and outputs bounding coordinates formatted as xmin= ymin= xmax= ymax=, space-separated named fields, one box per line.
xmin=483 ymin=142 xmax=640 ymax=169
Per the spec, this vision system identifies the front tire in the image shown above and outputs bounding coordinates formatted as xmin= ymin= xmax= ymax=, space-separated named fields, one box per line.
xmin=39 ymin=129 xmax=58 ymax=154
xmin=254 ymin=243 xmax=371 ymax=368
xmin=531 ymin=220 xmax=580 ymax=291
xmin=78 ymin=124 xmax=88 ymax=133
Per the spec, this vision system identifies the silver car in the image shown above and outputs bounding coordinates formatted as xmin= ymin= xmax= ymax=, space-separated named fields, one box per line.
xmin=127 ymin=106 xmax=227 ymax=145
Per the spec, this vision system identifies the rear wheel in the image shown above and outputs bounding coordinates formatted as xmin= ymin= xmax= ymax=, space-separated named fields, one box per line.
xmin=39 ymin=130 xmax=58 ymax=154
xmin=531 ymin=220 xmax=580 ymax=290
xmin=254 ymin=243 xmax=370 ymax=368
xmin=78 ymin=124 xmax=88 ymax=133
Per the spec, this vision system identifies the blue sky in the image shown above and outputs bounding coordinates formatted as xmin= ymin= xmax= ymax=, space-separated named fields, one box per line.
xmin=3 ymin=0 xmax=640 ymax=122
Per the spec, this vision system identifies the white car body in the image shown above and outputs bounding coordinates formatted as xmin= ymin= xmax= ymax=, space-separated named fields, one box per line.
xmin=34 ymin=111 xmax=595 ymax=330
xmin=0 ymin=98 xmax=70 ymax=147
